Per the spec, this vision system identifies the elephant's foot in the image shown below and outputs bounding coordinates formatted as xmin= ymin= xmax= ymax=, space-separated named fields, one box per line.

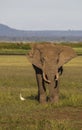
xmin=49 ymin=95 xmax=59 ymax=103
xmin=39 ymin=94 xmax=47 ymax=103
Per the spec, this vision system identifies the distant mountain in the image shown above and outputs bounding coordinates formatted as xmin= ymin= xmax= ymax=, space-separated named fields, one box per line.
xmin=0 ymin=23 xmax=82 ymax=42
xmin=0 ymin=24 xmax=27 ymax=37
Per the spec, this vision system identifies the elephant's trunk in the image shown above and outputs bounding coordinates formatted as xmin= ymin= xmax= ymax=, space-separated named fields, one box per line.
xmin=47 ymin=72 xmax=59 ymax=102
xmin=42 ymin=59 xmax=59 ymax=84
xmin=42 ymin=60 xmax=51 ymax=83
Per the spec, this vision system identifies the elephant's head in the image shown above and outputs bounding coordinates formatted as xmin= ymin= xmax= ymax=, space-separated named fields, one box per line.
xmin=27 ymin=44 xmax=76 ymax=83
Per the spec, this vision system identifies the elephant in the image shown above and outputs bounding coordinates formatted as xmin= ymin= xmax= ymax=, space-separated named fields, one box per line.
xmin=27 ymin=43 xmax=76 ymax=103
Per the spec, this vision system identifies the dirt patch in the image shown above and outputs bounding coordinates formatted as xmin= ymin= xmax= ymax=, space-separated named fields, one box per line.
xmin=31 ymin=107 xmax=82 ymax=121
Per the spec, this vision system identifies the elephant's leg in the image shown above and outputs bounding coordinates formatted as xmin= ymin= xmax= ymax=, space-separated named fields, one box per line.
xmin=36 ymin=74 xmax=46 ymax=103
xmin=33 ymin=65 xmax=46 ymax=103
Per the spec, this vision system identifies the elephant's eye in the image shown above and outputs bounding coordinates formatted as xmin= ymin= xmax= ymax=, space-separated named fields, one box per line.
xmin=57 ymin=58 xmax=59 ymax=63
xmin=41 ymin=57 xmax=45 ymax=63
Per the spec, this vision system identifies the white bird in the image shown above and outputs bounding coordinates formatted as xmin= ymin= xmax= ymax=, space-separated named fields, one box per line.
xmin=20 ymin=93 xmax=26 ymax=101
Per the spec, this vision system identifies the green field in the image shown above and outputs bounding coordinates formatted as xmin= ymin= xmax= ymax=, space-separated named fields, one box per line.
xmin=0 ymin=55 xmax=82 ymax=130
xmin=0 ymin=42 xmax=82 ymax=55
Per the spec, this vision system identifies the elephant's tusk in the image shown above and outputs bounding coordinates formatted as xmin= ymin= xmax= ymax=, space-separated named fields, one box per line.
xmin=43 ymin=72 xmax=51 ymax=83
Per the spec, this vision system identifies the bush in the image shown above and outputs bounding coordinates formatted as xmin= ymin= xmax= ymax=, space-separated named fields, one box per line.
xmin=0 ymin=42 xmax=31 ymax=50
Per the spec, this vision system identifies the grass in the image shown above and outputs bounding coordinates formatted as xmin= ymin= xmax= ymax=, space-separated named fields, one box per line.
xmin=73 ymin=47 xmax=82 ymax=55
xmin=0 ymin=55 xmax=82 ymax=130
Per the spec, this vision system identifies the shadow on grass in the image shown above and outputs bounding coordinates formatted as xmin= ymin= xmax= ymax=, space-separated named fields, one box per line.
xmin=25 ymin=95 xmax=38 ymax=101
xmin=60 ymin=93 xmax=67 ymax=100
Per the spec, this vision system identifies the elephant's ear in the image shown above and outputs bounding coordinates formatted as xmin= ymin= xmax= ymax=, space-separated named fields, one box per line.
xmin=58 ymin=46 xmax=77 ymax=67
xmin=27 ymin=46 xmax=42 ymax=69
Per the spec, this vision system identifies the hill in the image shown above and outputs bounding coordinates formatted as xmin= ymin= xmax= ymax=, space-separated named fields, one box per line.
xmin=0 ymin=24 xmax=82 ymax=42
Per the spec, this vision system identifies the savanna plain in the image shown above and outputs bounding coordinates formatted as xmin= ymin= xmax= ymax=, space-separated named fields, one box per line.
xmin=0 ymin=43 xmax=82 ymax=130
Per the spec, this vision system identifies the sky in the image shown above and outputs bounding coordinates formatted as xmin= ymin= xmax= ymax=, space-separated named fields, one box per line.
xmin=0 ymin=0 xmax=82 ymax=30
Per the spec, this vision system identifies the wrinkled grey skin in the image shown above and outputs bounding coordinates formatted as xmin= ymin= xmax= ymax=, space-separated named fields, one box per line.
xmin=27 ymin=44 xmax=76 ymax=103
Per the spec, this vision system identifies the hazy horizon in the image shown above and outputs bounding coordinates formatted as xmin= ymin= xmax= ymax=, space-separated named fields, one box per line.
xmin=0 ymin=23 xmax=82 ymax=31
